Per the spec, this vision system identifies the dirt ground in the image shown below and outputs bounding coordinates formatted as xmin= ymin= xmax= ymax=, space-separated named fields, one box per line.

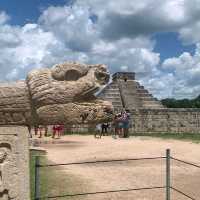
xmin=38 ymin=135 xmax=200 ymax=200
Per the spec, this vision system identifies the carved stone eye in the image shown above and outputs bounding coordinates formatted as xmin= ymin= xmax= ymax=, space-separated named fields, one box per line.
xmin=64 ymin=70 xmax=81 ymax=81
xmin=95 ymin=70 xmax=109 ymax=84
xmin=0 ymin=143 xmax=11 ymax=163
xmin=51 ymin=64 xmax=83 ymax=81
xmin=0 ymin=150 xmax=7 ymax=163
xmin=54 ymin=65 xmax=61 ymax=73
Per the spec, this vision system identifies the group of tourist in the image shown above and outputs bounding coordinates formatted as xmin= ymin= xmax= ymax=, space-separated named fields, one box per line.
xmin=34 ymin=125 xmax=64 ymax=139
xmin=29 ymin=110 xmax=130 ymax=139
xmin=95 ymin=110 xmax=130 ymax=139
xmin=52 ymin=125 xmax=64 ymax=138
xmin=113 ymin=110 xmax=130 ymax=138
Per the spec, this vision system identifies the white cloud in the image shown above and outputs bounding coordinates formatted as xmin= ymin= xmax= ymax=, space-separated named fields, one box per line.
xmin=0 ymin=1 xmax=200 ymax=99
xmin=161 ymin=43 xmax=200 ymax=98
xmin=39 ymin=5 xmax=98 ymax=52
xmin=6 ymin=68 xmax=18 ymax=80
xmin=120 ymin=66 xmax=129 ymax=71
xmin=0 ymin=20 xmax=62 ymax=80
xmin=0 ymin=11 xmax=10 ymax=24
xmin=139 ymin=72 xmax=175 ymax=99
xmin=77 ymin=0 xmax=200 ymax=43
xmin=89 ymin=38 xmax=159 ymax=74
xmin=179 ymin=21 xmax=200 ymax=44
xmin=162 ymin=52 xmax=194 ymax=71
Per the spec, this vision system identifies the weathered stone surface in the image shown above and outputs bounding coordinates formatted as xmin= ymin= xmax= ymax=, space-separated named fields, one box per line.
xmin=0 ymin=62 xmax=113 ymax=200
xmin=130 ymin=108 xmax=200 ymax=133
xmin=0 ymin=126 xmax=29 ymax=200
xmin=0 ymin=62 xmax=113 ymax=126
xmin=37 ymin=100 xmax=113 ymax=125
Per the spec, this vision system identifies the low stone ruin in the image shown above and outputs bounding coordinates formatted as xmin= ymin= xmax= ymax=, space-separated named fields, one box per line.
xmin=0 ymin=62 xmax=113 ymax=200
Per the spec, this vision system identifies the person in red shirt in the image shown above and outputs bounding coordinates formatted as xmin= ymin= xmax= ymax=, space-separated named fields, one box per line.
xmin=52 ymin=124 xmax=64 ymax=139
xmin=38 ymin=125 xmax=45 ymax=138
xmin=57 ymin=125 xmax=62 ymax=138
xmin=52 ymin=125 xmax=57 ymax=139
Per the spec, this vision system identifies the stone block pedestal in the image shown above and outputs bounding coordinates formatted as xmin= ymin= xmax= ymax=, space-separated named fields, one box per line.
xmin=0 ymin=126 xmax=30 ymax=200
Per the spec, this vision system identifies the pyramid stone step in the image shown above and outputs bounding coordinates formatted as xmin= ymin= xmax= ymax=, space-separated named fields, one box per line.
xmin=104 ymin=97 xmax=121 ymax=101
xmin=140 ymin=96 xmax=157 ymax=101
xmin=105 ymin=100 xmax=122 ymax=105
xmin=143 ymin=105 xmax=163 ymax=109
xmin=137 ymin=89 xmax=149 ymax=93
xmin=112 ymin=103 xmax=123 ymax=107
xmin=120 ymin=83 xmax=138 ymax=88
xmin=97 ymin=72 xmax=163 ymax=109
xmin=142 ymin=101 xmax=162 ymax=107
xmin=138 ymin=93 xmax=153 ymax=97
xmin=108 ymin=99 xmax=122 ymax=103
xmin=107 ymin=88 xmax=120 ymax=91
xmin=104 ymin=91 xmax=120 ymax=94
xmin=104 ymin=95 xmax=121 ymax=98
xmin=104 ymin=94 xmax=121 ymax=98
xmin=108 ymin=86 xmax=118 ymax=89
xmin=123 ymin=92 xmax=138 ymax=95
xmin=112 ymin=102 xmax=123 ymax=105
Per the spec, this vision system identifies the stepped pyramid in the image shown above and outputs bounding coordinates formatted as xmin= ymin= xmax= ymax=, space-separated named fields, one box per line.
xmin=97 ymin=72 xmax=163 ymax=112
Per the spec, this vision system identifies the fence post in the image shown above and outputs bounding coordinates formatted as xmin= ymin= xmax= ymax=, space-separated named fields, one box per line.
xmin=35 ymin=156 xmax=40 ymax=200
xmin=166 ymin=149 xmax=170 ymax=200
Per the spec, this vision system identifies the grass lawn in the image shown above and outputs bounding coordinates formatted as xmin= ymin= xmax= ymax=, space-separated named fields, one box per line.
xmin=63 ymin=131 xmax=200 ymax=143
xmin=133 ymin=132 xmax=200 ymax=143
xmin=30 ymin=150 xmax=46 ymax=199
xmin=30 ymin=150 xmax=83 ymax=200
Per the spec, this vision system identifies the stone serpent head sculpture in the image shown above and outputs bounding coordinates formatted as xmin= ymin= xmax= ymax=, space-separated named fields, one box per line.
xmin=0 ymin=62 xmax=113 ymax=126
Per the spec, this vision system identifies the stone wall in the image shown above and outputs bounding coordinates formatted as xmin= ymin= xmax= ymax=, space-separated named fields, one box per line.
xmin=0 ymin=126 xmax=30 ymax=200
xmin=130 ymin=108 xmax=200 ymax=133
xmin=66 ymin=108 xmax=200 ymax=134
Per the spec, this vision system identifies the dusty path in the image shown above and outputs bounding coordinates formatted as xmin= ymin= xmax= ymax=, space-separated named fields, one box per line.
xmin=40 ymin=135 xmax=200 ymax=200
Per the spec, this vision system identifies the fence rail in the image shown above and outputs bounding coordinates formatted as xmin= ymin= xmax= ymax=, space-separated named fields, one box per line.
xmin=171 ymin=187 xmax=196 ymax=200
xmin=171 ymin=157 xmax=200 ymax=169
xmin=36 ymin=186 xmax=165 ymax=200
xmin=37 ymin=156 xmax=166 ymax=167
xmin=34 ymin=149 xmax=200 ymax=200
xmin=170 ymin=157 xmax=200 ymax=200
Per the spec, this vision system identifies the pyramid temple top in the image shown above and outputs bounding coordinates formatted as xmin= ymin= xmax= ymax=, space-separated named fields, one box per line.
xmin=112 ymin=72 xmax=135 ymax=81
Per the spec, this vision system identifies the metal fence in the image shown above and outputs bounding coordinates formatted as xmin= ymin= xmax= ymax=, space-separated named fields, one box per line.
xmin=170 ymin=156 xmax=200 ymax=200
xmin=33 ymin=149 xmax=200 ymax=200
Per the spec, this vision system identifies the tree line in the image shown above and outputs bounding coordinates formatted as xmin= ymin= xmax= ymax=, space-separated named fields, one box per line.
xmin=161 ymin=95 xmax=200 ymax=108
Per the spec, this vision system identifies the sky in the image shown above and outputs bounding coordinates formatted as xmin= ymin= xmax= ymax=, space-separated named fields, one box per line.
xmin=0 ymin=0 xmax=200 ymax=99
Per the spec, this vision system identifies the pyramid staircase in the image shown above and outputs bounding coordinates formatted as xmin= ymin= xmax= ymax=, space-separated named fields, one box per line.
xmin=97 ymin=72 xmax=163 ymax=112
xmin=98 ymin=81 xmax=123 ymax=112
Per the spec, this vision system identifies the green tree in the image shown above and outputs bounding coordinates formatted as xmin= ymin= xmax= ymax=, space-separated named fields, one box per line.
xmin=161 ymin=95 xmax=200 ymax=108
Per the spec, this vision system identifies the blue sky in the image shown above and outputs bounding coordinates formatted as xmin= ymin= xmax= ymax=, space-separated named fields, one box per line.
xmin=0 ymin=0 xmax=68 ymax=25
xmin=1 ymin=0 xmax=196 ymax=61
xmin=153 ymin=32 xmax=195 ymax=61
xmin=0 ymin=0 xmax=200 ymax=99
